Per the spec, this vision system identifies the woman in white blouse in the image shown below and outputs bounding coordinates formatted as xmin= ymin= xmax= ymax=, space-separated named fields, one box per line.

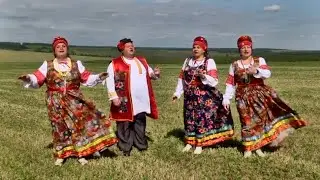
xmin=18 ymin=36 xmax=118 ymax=166
xmin=173 ymin=36 xmax=234 ymax=154
xmin=222 ymin=35 xmax=307 ymax=158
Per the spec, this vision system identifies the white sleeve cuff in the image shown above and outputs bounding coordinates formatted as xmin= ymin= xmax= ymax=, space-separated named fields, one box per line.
xmin=109 ymin=96 xmax=119 ymax=101
xmin=23 ymin=74 xmax=39 ymax=88
xmin=201 ymin=75 xmax=218 ymax=87
xmin=222 ymin=98 xmax=231 ymax=105
xmin=253 ymin=68 xmax=262 ymax=78
xmin=108 ymin=91 xmax=119 ymax=101
xmin=253 ymin=68 xmax=271 ymax=79
xmin=82 ymin=74 xmax=102 ymax=87
xmin=173 ymin=92 xmax=182 ymax=99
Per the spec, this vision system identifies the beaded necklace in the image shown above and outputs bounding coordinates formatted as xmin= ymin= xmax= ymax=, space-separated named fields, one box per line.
xmin=53 ymin=58 xmax=72 ymax=94
xmin=183 ymin=57 xmax=206 ymax=86
xmin=240 ymin=57 xmax=253 ymax=84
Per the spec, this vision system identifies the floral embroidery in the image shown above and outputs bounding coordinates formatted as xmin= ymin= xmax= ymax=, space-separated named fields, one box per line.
xmin=114 ymin=71 xmax=128 ymax=113
xmin=44 ymin=60 xmax=117 ymax=158
xmin=233 ymin=58 xmax=306 ymax=151
xmin=182 ymin=58 xmax=234 ymax=147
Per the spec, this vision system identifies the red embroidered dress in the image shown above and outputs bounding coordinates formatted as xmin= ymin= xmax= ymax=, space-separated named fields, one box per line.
xmin=25 ymin=59 xmax=118 ymax=158
xmin=224 ymin=57 xmax=307 ymax=151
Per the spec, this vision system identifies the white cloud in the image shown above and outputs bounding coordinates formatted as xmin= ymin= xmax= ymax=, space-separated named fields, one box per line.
xmin=192 ymin=12 xmax=203 ymax=16
xmin=154 ymin=0 xmax=198 ymax=3
xmin=111 ymin=13 xmax=128 ymax=17
xmin=0 ymin=0 xmax=7 ymax=5
xmin=153 ymin=35 xmax=170 ymax=39
xmin=154 ymin=12 xmax=169 ymax=16
xmin=216 ymin=32 xmax=236 ymax=37
xmin=154 ymin=0 xmax=172 ymax=3
xmin=252 ymin=34 xmax=265 ymax=37
xmin=264 ymin=4 xmax=280 ymax=12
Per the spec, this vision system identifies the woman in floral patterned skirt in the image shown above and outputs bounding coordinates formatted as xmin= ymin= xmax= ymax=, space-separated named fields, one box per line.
xmin=172 ymin=36 xmax=234 ymax=154
xmin=222 ymin=35 xmax=307 ymax=157
xmin=18 ymin=36 xmax=118 ymax=165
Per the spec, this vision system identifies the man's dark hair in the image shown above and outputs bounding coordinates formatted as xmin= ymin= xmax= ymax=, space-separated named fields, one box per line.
xmin=117 ymin=38 xmax=133 ymax=52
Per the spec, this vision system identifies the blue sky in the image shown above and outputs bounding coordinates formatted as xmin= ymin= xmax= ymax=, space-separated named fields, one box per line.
xmin=0 ymin=0 xmax=318 ymax=50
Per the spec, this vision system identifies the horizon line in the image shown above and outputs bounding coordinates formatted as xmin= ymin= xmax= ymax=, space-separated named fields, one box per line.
xmin=0 ymin=41 xmax=319 ymax=51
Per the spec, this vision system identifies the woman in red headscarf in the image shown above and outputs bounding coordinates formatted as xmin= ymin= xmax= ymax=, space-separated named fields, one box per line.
xmin=222 ymin=35 xmax=307 ymax=157
xmin=18 ymin=36 xmax=118 ymax=166
xmin=172 ymin=36 xmax=234 ymax=154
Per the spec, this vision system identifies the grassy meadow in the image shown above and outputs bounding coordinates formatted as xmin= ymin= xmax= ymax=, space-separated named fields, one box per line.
xmin=0 ymin=47 xmax=320 ymax=180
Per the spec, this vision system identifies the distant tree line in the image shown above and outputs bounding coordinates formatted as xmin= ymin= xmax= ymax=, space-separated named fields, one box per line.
xmin=0 ymin=42 xmax=28 ymax=50
xmin=0 ymin=42 xmax=319 ymax=63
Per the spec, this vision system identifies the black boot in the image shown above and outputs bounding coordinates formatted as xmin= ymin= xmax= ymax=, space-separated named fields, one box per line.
xmin=123 ymin=151 xmax=131 ymax=156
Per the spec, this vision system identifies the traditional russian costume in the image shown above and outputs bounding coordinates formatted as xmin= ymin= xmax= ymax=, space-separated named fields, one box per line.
xmin=21 ymin=37 xmax=118 ymax=163
xmin=105 ymin=39 xmax=159 ymax=156
xmin=174 ymin=37 xmax=234 ymax=153
xmin=23 ymin=58 xmax=118 ymax=159
xmin=223 ymin=36 xmax=307 ymax=154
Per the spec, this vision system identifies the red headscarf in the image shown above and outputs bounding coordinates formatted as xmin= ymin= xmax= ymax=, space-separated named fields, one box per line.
xmin=193 ymin=36 xmax=208 ymax=51
xmin=52 ymin=36 xmax=68 ymax=50
xmin=237 ymin=35 xmax=252 ymax=49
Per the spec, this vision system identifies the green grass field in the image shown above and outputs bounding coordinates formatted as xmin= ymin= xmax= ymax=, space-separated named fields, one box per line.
xmin=0 ymin=49 xmax=320 ymax=180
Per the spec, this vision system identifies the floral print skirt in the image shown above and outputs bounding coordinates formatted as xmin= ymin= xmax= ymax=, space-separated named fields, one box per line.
xmin=235 ymin=85 xmax=307 ymax=151
xmin=184 ymin=85 xmax=234 ymax=147
xmin=46 ymin=90 xmax=118 ymax=159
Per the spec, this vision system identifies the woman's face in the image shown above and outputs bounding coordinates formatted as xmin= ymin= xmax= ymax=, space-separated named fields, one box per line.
xmin=239 ymin=45 xmax=252 ymax=58
xmin=192 ymin=45 xmax=205 ymax=57
xmin=54 ymin=43 xmax=68 ymax=58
